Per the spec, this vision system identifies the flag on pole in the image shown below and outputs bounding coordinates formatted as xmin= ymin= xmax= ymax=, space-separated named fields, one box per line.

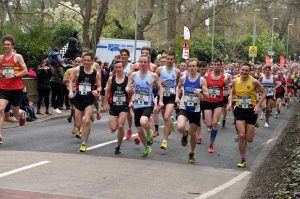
xmin=59 ymin=43 xmax=69 ymax=57
xmin=184 ymin=26 xmax=191 ymax=40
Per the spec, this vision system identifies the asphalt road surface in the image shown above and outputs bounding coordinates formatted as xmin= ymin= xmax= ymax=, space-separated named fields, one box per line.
xmin=0 ymin=103 xmax=296 ymax=199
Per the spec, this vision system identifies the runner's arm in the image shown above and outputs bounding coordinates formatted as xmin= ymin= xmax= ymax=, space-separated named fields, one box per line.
xmin=254 ymin=79 xmax=266 ymax=107
xmin=153 ymin=73 xmax=164 ymax=105
xmin=200 ymin=77 xmax=209 ymax=100
xmin=104 ymin=77 xmax=112 ymax=102
xmin=15 ymin=54 xmax=28 ymax=77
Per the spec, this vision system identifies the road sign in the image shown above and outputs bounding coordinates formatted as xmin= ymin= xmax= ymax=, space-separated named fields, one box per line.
xmin=181 ymin=39 xmax=191 ymax=49
xmin=248 ymin=46 xmax=257 ymax=57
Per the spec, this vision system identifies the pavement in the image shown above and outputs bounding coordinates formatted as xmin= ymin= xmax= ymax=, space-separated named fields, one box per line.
xmin=4 ymin=107 xmax=80 ymax=129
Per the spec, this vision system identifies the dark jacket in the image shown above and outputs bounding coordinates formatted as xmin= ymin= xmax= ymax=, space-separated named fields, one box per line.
xmin=50 ymin=66 xmax=64 ymax=84
xmin=36 ymin=67 xmax=51 ymax=90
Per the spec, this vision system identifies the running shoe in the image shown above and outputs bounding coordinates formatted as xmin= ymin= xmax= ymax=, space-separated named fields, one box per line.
xmin=218 ymin=119 xmax=221 ymax=126
xmin=181 ymin=130 xmax=188 ymax=147
xmin=146 ymin=130 xmax=154 ymax=146
xmin=72 ymin=127 xmax=79 ymax=134
xmin=90 ymin=114 xmax=95 ymax=123
xmin=67 ymin=116 xmax=72 ymax=123
xmin=80 ymin=144 xmax=87 ymax=152
xmin=236 ymin=161 xmax=247 ymax=168
xmin=234 ymin=132 xmax=239 ymax=142
xmin=255 ymin=121 xmax=260 ymax=128
xmin=126 ymin=129 xmax=132 ymax=140
xmin=75 ymin=133 xmax=82 ymax=139
xmin=208 ymin=127 xmax=212 ymax=133
xmin=153 ymin=130 xmax=159 ymax=138
xmin=19 ymin=112 xmax=26 ymax=126
xmin=143 ymin=146 xmax=151 ymax=157
xmin=221 ymin=120 xmax=226 ymax=129
xmin=208 ymin=145 xmax=215 ymax=153
xmin=188 ymin=153 xmax=196 ymax=163
xmin=264 ymin=122 xmax=269 ymax=128
xmin=96 ymin=111 xmax=101 ymax=120
xmin=115 ymin=146 xmax=121 ymax=155
xmin=160 ymin=140 xmax=167 ymax=150
xmin=197 ymin=137 xmax=202 ymax=144
xmin=0 ymin=135 xmax=3 ymax=144
xmin=134 ymin=136 xmax=140 ymax=145
xmin=259 ymin=112 xmax=265 ymax=120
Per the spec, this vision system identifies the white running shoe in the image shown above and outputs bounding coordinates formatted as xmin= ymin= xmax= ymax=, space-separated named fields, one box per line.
xmin=54 ymin=108 xmax=62 ymax=114
xmin=264 ymin=122 xmax=269 ymax=128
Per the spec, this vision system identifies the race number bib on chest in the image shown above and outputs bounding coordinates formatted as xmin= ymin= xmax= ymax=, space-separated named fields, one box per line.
xmin=78 ymin=83 xmax=92 ymax=95
xmin=238 ymin=96 xmax=252 ymax=108
xmin=2 ymin=66 xmax=14 ymax=77
xmin=267 ymin=87 xmax=274 ymax=96
xmin=183 ymin=94 xmax=199 ymax=107
xmin=113 ymin=95 xmax=126 ymax=106
xmin=209 ymin=87 xmax=221 ymax=98
xmin=163 ymin=87 xmax=175 ymax=97
xmin=135 ymin=93 xmax=149 ymax=105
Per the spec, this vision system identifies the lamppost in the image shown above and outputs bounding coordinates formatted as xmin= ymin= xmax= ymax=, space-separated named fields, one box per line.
xmin=286 ymin=23 xmax=293 ymax=61
xmin=134 ymin=0 xmax=138 ymax=63
xmin=252 ymin=8 xmax=260 ymax=63
xmin=211 ymin=0 xmax=216 ymax=62
xmin=270 ymin=17 xmax=278 ymax=60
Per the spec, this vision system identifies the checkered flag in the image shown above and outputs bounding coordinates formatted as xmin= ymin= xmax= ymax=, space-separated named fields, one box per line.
xmin=59 ymin=43 xmax=69 ymax=57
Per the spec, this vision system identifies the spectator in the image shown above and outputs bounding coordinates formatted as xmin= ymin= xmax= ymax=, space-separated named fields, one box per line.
xmin=100 ymin=61 xmax=110 ymax=111
xmin=36 ymin=59 xmax=52 ymax=114
xmin=49 ymin=48 xmax=64 ymax=114
xmin=20 ymin=87 xmax=38 ymax=122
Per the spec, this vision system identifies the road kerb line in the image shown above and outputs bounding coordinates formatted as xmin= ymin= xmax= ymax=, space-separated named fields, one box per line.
xmin=0 ymin=161 xmax=51 ymax=178
xmin=87 ymin=133 xmax=138 ymax=151
xmin=196 ymin=171 xmax=252 ymax=199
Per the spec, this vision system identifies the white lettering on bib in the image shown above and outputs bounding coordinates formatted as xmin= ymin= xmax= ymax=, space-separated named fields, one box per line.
xmin=209 ymin=87 xmax=221 ymax=98
xmin=2 ymin=66 xmax=14 ymax=78
xmin=78 ymin=83 xmax=92 ymax=95
xmin=238 ymin=96 xmax=252 ymax=108
xmin=135 ymin=93 xmax=149 ymax=105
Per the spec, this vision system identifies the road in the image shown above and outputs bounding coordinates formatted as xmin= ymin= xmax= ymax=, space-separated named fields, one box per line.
xmin=0 ymin=103 xmax=296 ymax=199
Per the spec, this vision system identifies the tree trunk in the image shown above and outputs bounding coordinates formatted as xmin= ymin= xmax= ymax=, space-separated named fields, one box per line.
xmin=167 ymin=0 xmax=176 ymax=50
xmin=40 ymin=0 xmax=45 ymax=24
xmin=0 ymin=0 xmax=5 ymax=37
xmin=90 ymin=0 xmax=109 ymax=52
xmin=136 ymin=0 xmax=154 ymax=40
xmin=4 ymin=0 xmax=13 ymax=23
xmin=82 ymin=0 xmax=92 ymax=49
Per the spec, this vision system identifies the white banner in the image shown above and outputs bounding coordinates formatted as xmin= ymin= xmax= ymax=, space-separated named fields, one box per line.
xmin=182 ymin=47 xmax=190 ymax=60
xmin=184 ymin=26 xmax=191 ymax=40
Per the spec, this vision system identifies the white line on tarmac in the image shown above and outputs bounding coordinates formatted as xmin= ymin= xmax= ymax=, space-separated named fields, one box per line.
xmin=196 ymin=171 xmax=252 ymax=199
xmin=266 ymin=138 xmax=275 ymax=144
xmin=87 ymin=133 xmax=138 ymax=151
xmin=0 ymin=161 xmax=50 ymax=178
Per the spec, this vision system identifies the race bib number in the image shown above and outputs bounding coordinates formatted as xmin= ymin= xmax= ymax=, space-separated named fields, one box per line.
xmin=113 ymin=96 xmax=126 ymax=106
xmin=163 ymin=87 xmax=175 ymax=97
xmin=2 ymin=66 xmax=14 ymax=77
xmin=238 ymin=96 xmax=252 ymax=108
xmin=135 ymin=93 xmax=149 ymax=105
xmin=276 ymin=81 xmax=282 ymax=86
xmin=78 ymin=83 xmax=91 ymax=95
xmin=209 ymin=87 xmax=221 ymax=98
xmin=183 ymin=94 xmax=199 ymax=107
xmin=267 ymin=87 xmax=274 ymax=96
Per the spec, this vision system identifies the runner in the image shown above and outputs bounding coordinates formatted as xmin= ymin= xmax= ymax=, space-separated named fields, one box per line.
xmin=105 ymin=60 xmax=130 ymax=154
xmin=259 ymin=65 xmax=275 ymax=127
xmin=126 ymin=55 xmax=164 ymax=157
xmin=227 ymin=62 xmax=266 ymax=168
xmin=285 ymin=72 xmax=294 ymax=108
xmin=204 ymin=58 xmax=230 ymax=153
xmin=120 ymin=48 xmax=134 ymax=141
xmin=64 ymin=56 xmax=81 ymax=134
xmin=274 ymin=71 xmax=286 ymax=119
xmin=176 ymin=58 xmax=208 ymax=163
xmin=155 ymin=51 xmax=181 ymax=150
xmin=220 ymin=64 xmax=232 ymax=129
xmin=68 ymin=52 xmax=101 ymax=152
xmin=0 ymin=35 xmax=28 ymax=144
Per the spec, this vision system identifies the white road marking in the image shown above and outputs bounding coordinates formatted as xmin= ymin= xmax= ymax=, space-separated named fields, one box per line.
xmin=0 ymin=161 xmax=50 ymax=178
xmin=87 ymin=133 xmax=138 ymax=151
xmin=266 ymin=138 xmax=275 ymax=144
xmin=196 ymin=171 xmax=252 ymax=199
